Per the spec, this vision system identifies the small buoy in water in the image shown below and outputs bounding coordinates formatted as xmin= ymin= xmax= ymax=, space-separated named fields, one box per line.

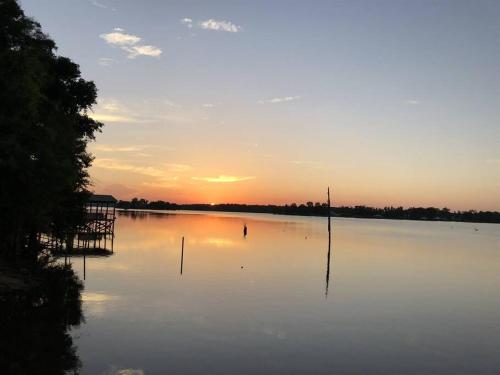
xmin=243 ymin=224 xmax=248 ymax=237
xmin=474 ymin=228 xmax=479 ymax=231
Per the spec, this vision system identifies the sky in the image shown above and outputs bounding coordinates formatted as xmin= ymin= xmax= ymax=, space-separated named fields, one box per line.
xmin=20 ymin=0 xmax=500 ymax=210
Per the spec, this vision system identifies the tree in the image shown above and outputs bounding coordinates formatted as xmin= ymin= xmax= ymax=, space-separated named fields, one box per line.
xmin=0 ymin=0 xmax=103 ymax=260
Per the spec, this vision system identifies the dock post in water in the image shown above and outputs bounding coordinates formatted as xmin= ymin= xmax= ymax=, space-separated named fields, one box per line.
xmin=327 ymin=187 xmax=331 ymax=233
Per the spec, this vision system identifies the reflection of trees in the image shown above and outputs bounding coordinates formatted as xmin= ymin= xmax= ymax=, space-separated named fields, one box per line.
xmin=0 ymin=264 xmax=84 ymax=374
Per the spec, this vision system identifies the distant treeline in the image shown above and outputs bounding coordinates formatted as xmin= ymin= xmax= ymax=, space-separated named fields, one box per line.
xmin=116 ymin=198 xmax=500 ymax=224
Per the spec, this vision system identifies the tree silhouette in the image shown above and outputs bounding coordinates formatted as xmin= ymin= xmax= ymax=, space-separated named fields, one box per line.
xmin=0 ymin=0 xmax=103 ymax=260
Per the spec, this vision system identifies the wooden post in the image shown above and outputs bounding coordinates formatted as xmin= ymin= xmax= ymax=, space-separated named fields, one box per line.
xmin=327 ymin=187 xmax=331 ymax=232
xmin=180 ymin=236 xmax=184 ymax=275
xmin=326 ymin=186 xmax=332 ymax=298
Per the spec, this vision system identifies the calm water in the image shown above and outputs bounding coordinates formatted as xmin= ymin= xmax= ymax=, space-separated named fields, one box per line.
xmin=71 ymin=211 xmax=500 ymax=375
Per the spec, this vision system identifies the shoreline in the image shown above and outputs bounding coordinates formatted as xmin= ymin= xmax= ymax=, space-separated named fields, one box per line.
xmin=117 ymin=207 xmax=500 ymax=225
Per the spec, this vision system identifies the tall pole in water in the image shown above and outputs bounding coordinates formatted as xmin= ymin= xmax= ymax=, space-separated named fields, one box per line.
xmin=327 ymin=187 xmax=331 ymax=232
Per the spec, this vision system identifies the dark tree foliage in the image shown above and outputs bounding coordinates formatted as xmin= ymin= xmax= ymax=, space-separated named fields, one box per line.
xmin=116 ymin=199 xmax=500 ymax=224
xmin=0 ymin=0 xmax=102 ymax=260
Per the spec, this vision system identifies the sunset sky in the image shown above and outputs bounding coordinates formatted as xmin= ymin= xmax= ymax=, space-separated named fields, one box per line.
xmin=21 ymin=0 xmax=499 ymax=210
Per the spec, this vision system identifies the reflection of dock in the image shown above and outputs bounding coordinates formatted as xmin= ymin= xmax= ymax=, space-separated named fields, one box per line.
xmin=43 ymin=194 xmax=117 ymax=254
xmin=52 ymin=247 xmax=113 ymax=257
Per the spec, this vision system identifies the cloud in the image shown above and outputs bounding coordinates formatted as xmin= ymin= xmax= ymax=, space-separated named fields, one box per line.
xmin=91 ymin=98 xmax=138 ymax=123
xmin=93 ymin=159 xmax=183 ymax=189
xmin=121 ymin=45 xmax=162 ymax=58
xmin=164 ymin=99 xmax=182 ymax=108
xmin=90 ymin=97 xmax=200 ymax=125
xmin=191 ymin=175 xmax=255 ymax=183
xmin=99 ymin=98 xmax=122 ymax=112
xmin=406 ymin=99 xmax=420 ymax=105
xmin=90 ymin=0 xmax=116 ymax=11
xmin=165 ymin=163 xmax=192 ymax=172
xmin=93 ymin=158 xmax=167 ymax=178
xmin=90 ymin=113 xmax=137 ymax=123
xmin=141 ymin=181 xmax=179 ymax=189
xmin=91 ymin=0 xmax=107 ymax=9
xmin=93 ymin=158 xmax=190 ymax=180
xmin=90 ymin=98 xmax=140 ymax=123
xmin=181 ymin=18 xmax=193 ymax=28
xmin=100 ymin=31 xmax=141 ymax=45
xmin=100 ymin=29 xmax=162 ymax=58
xmin=98 ymin=57 xmax=116 ymax=66
xmin=93 ymin=145 xmax=145 ymax=152
xmin=199 ymin=19 xmax=241 ymax=33
xmin=202 ymin=103 xmax=214 ymax=108
xmin=290 ymin=160 xmax=331 ymax=171
xmin=259 ymin=96 xmax=301 ymax=104
xmin=114 ymin=369 xmax=144 ymax=375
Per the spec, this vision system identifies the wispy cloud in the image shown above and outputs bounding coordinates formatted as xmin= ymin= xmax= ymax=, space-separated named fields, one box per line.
xmin=90 ymin=0 xmax=116 ymax=11
xmin=100 ymin=31 xmax=140 ymax=45
xmin=91 ymin=0 xmax=107 ymax=9
xmin=121 ymin=45 xmax=162 ymax=58
xmin=181 ymin=18 xmax=193 ymax=28
xmin=90 ymin=98 xmax=139 ymax=123
xmin=165 ymin=163 xmax=192 ymax=172
xmin=90 ymin=113 xmax=138 ymax=123
xmin=109 ymin=368 xmax=144 ymax=375
xmin=93 ymin=159 xmax=189 ymax=186
xmin=99 ymin=98 xmax=121 ymax=112
xmin=93 ymin=158 xmax=166 ymax=178
xmin=406 ymin=99 xmax=420 ymax=105
xmin=164 ymin=99 xmax=182 ymax=108
xmin=100 ymin=29 xmax=162 ymax=58
xmin=90 ymin=97 xmax=200 ymax=125
xmin=98 ymin=57 xmax=116 ymax=66
xmin=202 ymin=103 xmax=214 ymax=108
xmin=259 ymin=96 xmax=301 ymax=104
xmin=191 ymin=175 xmax=255 ymax=183
xmin=291 ymin=160 xmax=331 ymax=171
xmin=93 ymin=145 xmax=145 ymax=152
xmin=141 ymin=181 xmax=179 ymax=189
xmin=199 ymin=19 xmax=241 ymax=33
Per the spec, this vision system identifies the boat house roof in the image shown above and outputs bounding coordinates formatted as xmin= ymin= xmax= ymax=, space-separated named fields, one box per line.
xmin=88 ymin=194 xmax=118 ymax=204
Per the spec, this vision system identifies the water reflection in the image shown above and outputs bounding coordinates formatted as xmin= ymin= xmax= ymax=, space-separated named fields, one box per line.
xmin=69 ymin=211 xmax=500 ymax=374
xmin=0 ymin=265 xmax=84 ymax=374
xmin=325 ymin=226 xmax=332 ymax=299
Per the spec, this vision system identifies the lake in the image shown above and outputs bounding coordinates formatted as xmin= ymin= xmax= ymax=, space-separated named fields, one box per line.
xmin=71 ymin=210 xmax=500 ymax=374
